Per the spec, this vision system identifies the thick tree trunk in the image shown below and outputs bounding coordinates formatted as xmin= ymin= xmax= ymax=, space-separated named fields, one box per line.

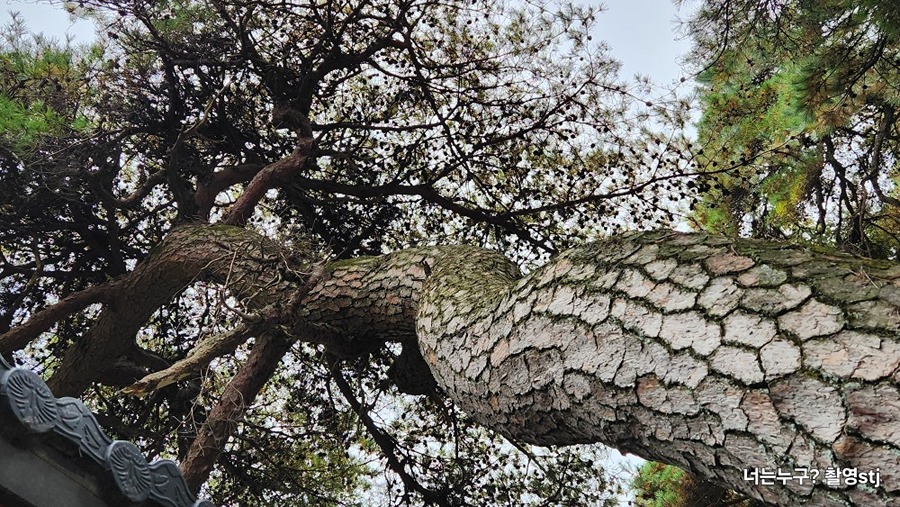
xmin=8 ymin=225 xmax=898 ymax=505
xmin=305 ymin=230 xmax=900 ymax=506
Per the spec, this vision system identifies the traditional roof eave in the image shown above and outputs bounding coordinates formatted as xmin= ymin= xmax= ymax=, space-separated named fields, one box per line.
xmin=0 ymin=355 xmax=214 ymax=507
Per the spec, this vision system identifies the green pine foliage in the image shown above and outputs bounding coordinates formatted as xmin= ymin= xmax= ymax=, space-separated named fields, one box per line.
xmin=687 ymin=0 xmax=900 ymax=259
xmin=0 ymin=15 xmax=99 ymax=153
xmin=632 ymin=462 xmax=686 ymax=507
xmin=631 ymin=462 xmax=756 ymax=507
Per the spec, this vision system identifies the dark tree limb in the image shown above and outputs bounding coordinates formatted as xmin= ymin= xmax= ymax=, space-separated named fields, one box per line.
xmin=0 ymin=280 xmax=121 ymax=352
xmin=223 ymin=140 xmax=315 ymax=227
xmin=181 ymin=332 xmax=294 ymax=493
xmin=195 ymin=163 xmax=263 ymax=220
xmin=44 ymin=224 xmax=310 ymax=397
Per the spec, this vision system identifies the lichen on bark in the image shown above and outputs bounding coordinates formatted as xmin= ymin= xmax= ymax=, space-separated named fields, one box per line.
xmin=404 ymin=231 xmax=900 ymax=506
xmin=270 ymin=226 xmax=900 ymax=505
xmin=10 ymin=224 xmax=899 ymax=506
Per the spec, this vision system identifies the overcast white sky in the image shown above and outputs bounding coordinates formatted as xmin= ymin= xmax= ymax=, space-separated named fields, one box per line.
xmin=597 ymin=0 xmax=697 ymax=84
xmin=2 ymin=0 xmax=698 ymax=84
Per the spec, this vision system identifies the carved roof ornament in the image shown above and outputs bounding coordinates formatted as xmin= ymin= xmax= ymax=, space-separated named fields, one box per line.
xmin=0 ymin=355 xmax=215 ymax=507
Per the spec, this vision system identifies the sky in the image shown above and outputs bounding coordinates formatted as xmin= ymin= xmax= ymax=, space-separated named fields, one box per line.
xmin=596 ymin=0 xmax=698 ymax=85
xmin=2 ymin=0 xmax=94 ymax=41
xmin=1 ymin=0 xmax=699 ymax=85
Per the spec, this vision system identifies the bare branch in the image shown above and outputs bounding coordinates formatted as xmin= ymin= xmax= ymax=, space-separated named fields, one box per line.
xmin=180 ymin=332 xmax=294 ymax=494
xmin=121 ymin=318 xmax=266 ymax=397
xmin=222 ymin=138 xmax=315 ymax=226
xmin=0 ymin=280 xmax=120 ymax=352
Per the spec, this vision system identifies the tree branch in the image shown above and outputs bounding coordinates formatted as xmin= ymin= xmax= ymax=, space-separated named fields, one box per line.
xmin=42 ymin=224 xmax=309 ymax=397
xmin=330 ymin=357 xmax=450 ymax=506
xmin=0 ymin=280 xmax=120 ymax=352
xmin=121 ymin=317 xmax=268 ymax=397
xmin=195 ymin=163 xmax=263 ymax=220
xmin=222 ymin=139 xmax=315 ymax=226
xmin=181 ymin=332 xmax=295 ymax=493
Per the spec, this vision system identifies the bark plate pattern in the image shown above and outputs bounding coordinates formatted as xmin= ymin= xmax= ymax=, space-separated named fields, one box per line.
xmin=15 ymin=224 xmax=898 ymax=506
xmin=405 ymin=231 xmax=899 ymax=506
